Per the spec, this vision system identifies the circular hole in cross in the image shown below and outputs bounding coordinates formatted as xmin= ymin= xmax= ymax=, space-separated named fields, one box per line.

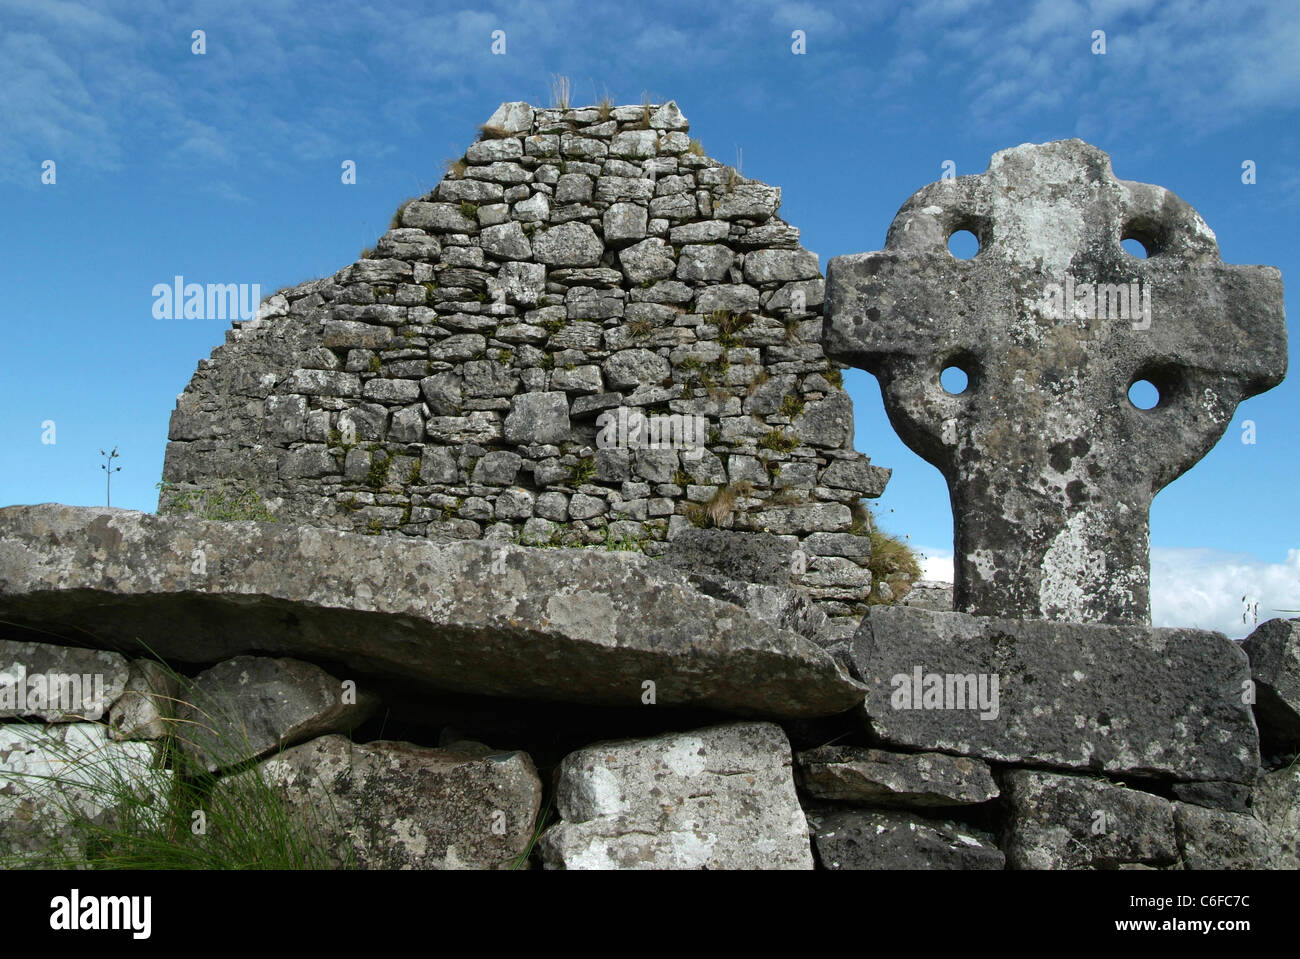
xmin=1128 ymin=378 xmax=1160 ymax=409
xmin=941 ymin=365 xmax=970 ymax=395
xmin=947 ymin=229 xmax=980 ymax=259
xmin=1121 ymin=237 xmax=1149 ymax=259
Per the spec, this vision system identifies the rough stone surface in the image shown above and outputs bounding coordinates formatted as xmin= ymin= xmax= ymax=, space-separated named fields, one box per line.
xmin=826 ymin=139 xmax=1287 ymax=625
xmin=1242 ymin=617 xmax=1300 ymax=745
xmin=853 ymin=605 xmax=1258 ymax=783
xmin=1252 ymin=763 xmax=1300 ymax=869
xmin=155 ymin=100 xmax=887 ymax=625
xmin=0 ymin=506 xmax=866 ymax=718
xmin=807 ymin=807 xmax=1004 ymax=870
xmin=176 ymin=655 xmax=378 ymax=773
xmin=0 ymin=723 xmax=167 ymax=865
xmin=1169 ymin=780 xmax=1251 ymax=813
xmin=1171 ymin=801 xmax=1276 ymax=870
xmin=1002 ymin=769 xmax=1179 ymax=869
xmin=108 ymin=659 xmax=179 ymax=741
xmin=659 ymin=527 xmax=797 ymax=587
xmin=539 ymin=722 xmax=814 ymax=869
xmin=218 ymin=734 xmax=543 ymax=869
xmin=0 ymin=639 xmax=129 ymax=723
xmin=797 ymin=745 xmax=999 ymax=806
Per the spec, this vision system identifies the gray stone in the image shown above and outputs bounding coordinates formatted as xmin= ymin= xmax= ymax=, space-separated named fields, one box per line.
xmin=555 ymin=173 xmax=593 ymax=204
xmin=1242 ymin=618 xmax=1300 ymax=745
xmin=0 ymin=723 xmax=168 ymax=866
xmin=480 ymin=221 xmax=532 ymax=260
xmin=603 ymin=349 xmax=670 ymax=391
xmin=0 ymin=640 xmax=129 ymax=723
xmin=1001 ymin=769 xmax=1179 ymax=869
xmin=484 ymin=101 xmax=534 ymax=135
xmin=661 ymin=527 xmax=795 ymax=586
xmin=466 ymin=137 xmax=523 ymax=163
xmin=388 ymin=407 xmax=425 ymax=443
xmin=218 ymin=734 xmax=542 ymax=869
xmin=413 ymin=370 xmax=461 ymax=411
xmin=743 ymin=249 xmax=820 ymax=284
xmin=808 ymin=808 xmax=1004 ymax=870
xmin=108 ymin=660 xmax=179 ymax=741
xmin=503 ymin=391 xmax=570 ymax=445
xmin=494 ymin=487 xmax=535 ymax=521
xmin=798 ymin=745 xmax=999 ymax=807
xmin=1172 ymin=801 xmax=1276 ymax=869
xmin=1169 ymin=780 xmax=1251 ymax=813
xmin=819 ymin=457 xmax=891 ymax=496
xmin=497 ymin=261 xmax=546 ymax=305
xmin=677 ymin=244 xmax=734 ymax=282
xmin=539 ymin=722 xmax=813 ymax=870
xmin=825 ymin=139 xmax=1288 ymax=625
xmin=403 ymin=202 xmax=476 ymax=233
xmin=618 ymin=238 xmax=676 ymax=284
xmin=749 ymin=503 xmax=852 ymax=535
xmin=472 ymin=451 xmax=522 ymax=486
xmin=899 ymin=580 xmax=955 ymax=611
xmin=694 ymin=283 xmax=760 ymax=314
xmin=853 ymin=606 xmax=1259 ymax=783
xmin=0 ymin=506 xmax=864 ymax=717
xmin=533 ymin=222 xmax=603 ymax=267
xmin=1253 ymin=764 xmax=1300 ymax=869
xmin=421 ymin=447 xmax=459 ymax=484
xmin=713 ymin=184 xmax=781 ymax=220
xmin=176 ymin=655 xmax=378 ymax=773
xmin=602 ymin=202 xmax=647 ymax=245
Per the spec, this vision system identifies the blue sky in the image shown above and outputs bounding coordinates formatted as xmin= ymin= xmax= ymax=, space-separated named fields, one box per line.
xmin=2 ymin=0 xmax=1297 ymax=636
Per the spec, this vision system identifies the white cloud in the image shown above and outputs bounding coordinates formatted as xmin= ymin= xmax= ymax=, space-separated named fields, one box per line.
xmin=1151 ymin=546 xmax=1300 ymax=640
xmin=905 ymin=544 xmax=1300 ymax=640
xmin=915 ymin=546 xmax=954 ymax=583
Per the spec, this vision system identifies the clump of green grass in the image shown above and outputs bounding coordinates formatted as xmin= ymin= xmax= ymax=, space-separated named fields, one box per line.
xmin=779 ymin=394 xmax=805 ymax=418
xmin=0 ymin=655 xmax=351 ymax=870
xmin=366 ymin=451 xmax=391 ymax=490
xmin=867 ymin=527 xmax=924 ymax=605
xmin=683 ymin=481 xmax=753 ymax=528
xmin=570 ymin=455 xmax=597 ymax=485
xmin=824 ymin=366 xmax=844 ymax=389
xmin=758 ymin=429 xmax=799 ymax=453
xmin=156 ymin=480 xmax=275 ymax=522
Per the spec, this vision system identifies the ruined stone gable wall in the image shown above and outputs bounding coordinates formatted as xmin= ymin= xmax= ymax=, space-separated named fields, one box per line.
xmin=159 ymin=100 xmax=890 ymax=617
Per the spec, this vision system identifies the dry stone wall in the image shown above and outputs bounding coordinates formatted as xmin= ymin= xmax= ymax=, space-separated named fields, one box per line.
xmin=159 ymin=100 xmax=890 ymax=620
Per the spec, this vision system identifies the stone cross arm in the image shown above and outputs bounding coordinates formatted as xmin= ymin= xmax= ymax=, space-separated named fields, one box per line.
xmin=825 ymin=139 xmax=1287 ymax=625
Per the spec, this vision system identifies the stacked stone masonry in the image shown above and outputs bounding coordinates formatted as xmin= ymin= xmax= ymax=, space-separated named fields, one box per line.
xmin=159 ymin=100 xmax=890 ymax=621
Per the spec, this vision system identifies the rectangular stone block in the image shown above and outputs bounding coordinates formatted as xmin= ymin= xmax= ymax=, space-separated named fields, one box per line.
xmin=853 ymin=606 xmax=1259 ymax=783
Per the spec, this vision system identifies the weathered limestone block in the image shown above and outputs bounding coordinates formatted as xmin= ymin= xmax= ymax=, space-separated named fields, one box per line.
xmin=218 ymin=734 xmax=542 ymax=869
xmin=176 ymin=655 xmax=378 ymax=773
xmin=502 ymin=391 xmax=570 ymax=445
xmin=1252 ymin=764 xmax=1300 ymax=869
xmin=0 ymin=639 xmax=129 ymax=723
xmin=807 ymin=808 xmax=1004 ymax=870
xmin=1001 ymin=769 xmax=1179 ymax=870
xmin=0 ymin=506 xmax=865 ymax=717
xmin=660 ymin=527 xmax=796 ymax=586
xmin=797 ymin=745 xmax=999 ymax=807
xmin=108 ymin=660 xmax=179 ymax=741
xmin=0 ymin=723 xmax=168 ymax=866
xmin=539 ymin=722 xmax=814 ymax=869
xmin=1171 ymin=801 xmax=1276 ymax=869
xmin=826 ymin=139 xmax=1287 ymax=625
xmin=853 ymin=606 xmax=1258 ymax=783
xmin=1242 ymin=618 xmax=1300 ymax=745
